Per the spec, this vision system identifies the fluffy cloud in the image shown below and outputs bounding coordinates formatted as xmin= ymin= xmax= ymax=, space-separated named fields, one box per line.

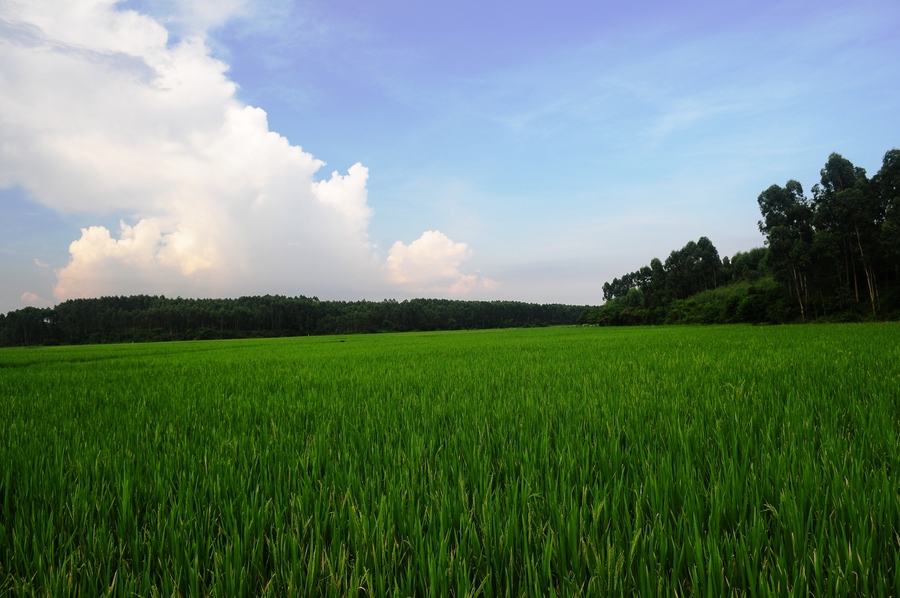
xmin=0 ymin=0 xmax=490 ymax=302
xmin=20 ymin=292 xmax=52 ymax=306
xmin=388 ymin=231 xmax=497 ymax=294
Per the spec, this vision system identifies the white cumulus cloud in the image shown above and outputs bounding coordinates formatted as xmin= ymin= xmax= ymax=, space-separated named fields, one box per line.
xmin=0 ymin=0 xmax=490 ymax=304
xmin=387 ymin=231 xmax=497 ymax=294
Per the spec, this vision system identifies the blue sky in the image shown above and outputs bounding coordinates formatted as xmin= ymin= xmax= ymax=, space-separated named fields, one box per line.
xmin=1 ymin=0 xmax=899 ymax=314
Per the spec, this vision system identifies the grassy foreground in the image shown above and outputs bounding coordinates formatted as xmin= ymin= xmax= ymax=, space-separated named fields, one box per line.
xmin=1 ymin=324 xmax=899 ymax=596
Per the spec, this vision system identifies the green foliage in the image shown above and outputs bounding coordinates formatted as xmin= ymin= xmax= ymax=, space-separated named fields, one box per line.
xmin=2 ymin=325 xmax=899 ymax=595
xmin=726 ymin=247 xmax=769 ymax=283
xmin=588 ymin=275 xmax=783 ymax=326
xmin=595 ymin=238 xmax=775 ymax=326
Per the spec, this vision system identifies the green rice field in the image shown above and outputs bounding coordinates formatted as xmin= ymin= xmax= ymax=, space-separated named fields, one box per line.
xmin=1 ymin=324 xmax=899 ymax=596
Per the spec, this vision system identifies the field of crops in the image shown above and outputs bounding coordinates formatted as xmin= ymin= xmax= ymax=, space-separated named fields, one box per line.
xmin=1 ymin=324 xmax=899 ymax=596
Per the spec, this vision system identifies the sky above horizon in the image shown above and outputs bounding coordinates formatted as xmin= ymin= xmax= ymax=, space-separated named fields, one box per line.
xmin=2 ymin=0 xmax=899 ymax=314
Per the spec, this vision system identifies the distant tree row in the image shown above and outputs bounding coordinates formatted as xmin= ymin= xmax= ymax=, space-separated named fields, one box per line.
xmin=0 ymin=295 xmax=586 ymax=346
xmin=585 ymin=148 xmax=900 ymax=326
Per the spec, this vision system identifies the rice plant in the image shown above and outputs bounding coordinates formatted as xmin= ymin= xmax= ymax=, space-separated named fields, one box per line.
xmin=1 ymin=324 xmax=898 ymax=595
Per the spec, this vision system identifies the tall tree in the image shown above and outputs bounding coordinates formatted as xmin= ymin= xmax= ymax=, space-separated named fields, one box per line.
xmin=874 ymin=149 xmax=900 ymax=288
xmin=757 ymin=180 xmax=813 ymax=320
xmin=696 ymin=236 xmax=722 ymax=290
xmin=813 ymin=153 xmax=880 ymax=317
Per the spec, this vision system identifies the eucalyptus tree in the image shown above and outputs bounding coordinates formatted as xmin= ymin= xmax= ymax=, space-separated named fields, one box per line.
xmin=873 ymin=149 xmax=900 ymax=287
xmin=757 ymin=180 xmax=814 ymax=320
xmin=812 ymin=153 xmax=880 ymax=317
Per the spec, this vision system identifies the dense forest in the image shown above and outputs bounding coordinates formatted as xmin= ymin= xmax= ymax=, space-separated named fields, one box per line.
xmin=0 ymin=296 xmax=585 ymax=346
xmin=581 ymin=149 xmax=900 ymax=326
xmin=2 ymin=148 xmax=897 ymax=346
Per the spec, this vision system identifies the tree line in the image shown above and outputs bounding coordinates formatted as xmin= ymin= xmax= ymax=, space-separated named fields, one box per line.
xmin=0 ymin=295 xmax=586 ymax=346
xmin=581 ymin=148 xmax=900 ymax=326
